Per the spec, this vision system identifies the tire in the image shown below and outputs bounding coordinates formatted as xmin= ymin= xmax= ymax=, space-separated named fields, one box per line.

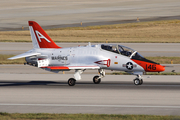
xmin=68 ymin=78 xmax=76 ymax=86
xmin=134 ymin=79 xmax=140 ymax=85
xmin=140 ymin=79 xmax=143 ymax=85
xmin=93 ymin=76 xmax=101 ymax=84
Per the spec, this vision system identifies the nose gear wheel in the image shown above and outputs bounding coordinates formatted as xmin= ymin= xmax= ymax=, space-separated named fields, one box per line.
xmin=134 ymin=78 xmax=143 ymax=85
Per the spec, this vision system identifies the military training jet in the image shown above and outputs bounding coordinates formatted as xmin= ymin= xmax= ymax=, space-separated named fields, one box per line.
xmin=8 ymin=21 xmax=165 ymax=86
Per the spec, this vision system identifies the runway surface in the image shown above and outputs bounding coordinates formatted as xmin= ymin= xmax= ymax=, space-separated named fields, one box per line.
xmin=1 ymin=42 xmax=180 ymax=115
xmin=0 ymin=72 xmax=180 ymax=115
xmin=0 ymin=0 xmax=180 ymax=30
xmin=1 ymin=42 xmax=180 ymax=57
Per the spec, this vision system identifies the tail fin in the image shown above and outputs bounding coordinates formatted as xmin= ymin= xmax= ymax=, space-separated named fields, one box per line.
xmin=28 ymin=21 xmax=61 ymax=49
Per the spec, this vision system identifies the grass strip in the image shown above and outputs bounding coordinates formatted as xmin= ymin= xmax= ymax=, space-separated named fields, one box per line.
xmin=0 ymin=112 xmax=179 ymax=120
xmin=0 ymin=20 xmax=180 ymax=43
xmin=0 ymin=54 xmax=25 ymax=64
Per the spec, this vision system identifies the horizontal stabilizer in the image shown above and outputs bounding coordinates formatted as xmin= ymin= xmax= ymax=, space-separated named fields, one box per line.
xmin=8 ymin=52 xmax=41 ymax=60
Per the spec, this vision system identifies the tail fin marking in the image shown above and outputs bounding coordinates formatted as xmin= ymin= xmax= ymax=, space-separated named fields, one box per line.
xmin=28 ymin=21 xmax=61 ymax=49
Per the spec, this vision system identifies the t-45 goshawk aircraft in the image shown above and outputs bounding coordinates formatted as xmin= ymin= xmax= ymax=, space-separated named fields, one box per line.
xmin=8 ymin=21 xmax=165 ymax=86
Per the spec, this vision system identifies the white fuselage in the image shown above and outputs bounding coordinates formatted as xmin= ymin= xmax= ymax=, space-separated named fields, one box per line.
xmin=29 ymin=44 xmax=144 ymax=72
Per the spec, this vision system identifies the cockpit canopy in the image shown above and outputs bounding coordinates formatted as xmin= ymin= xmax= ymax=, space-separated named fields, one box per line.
xmin=101 ymin=44 xmax=158 ymax=64
xmin=101 ymin=44 xmax=144 ymax=60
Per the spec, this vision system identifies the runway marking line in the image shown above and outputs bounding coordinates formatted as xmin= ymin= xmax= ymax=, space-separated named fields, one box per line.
xmin=0 ymin=103 xmax=180 ymax=109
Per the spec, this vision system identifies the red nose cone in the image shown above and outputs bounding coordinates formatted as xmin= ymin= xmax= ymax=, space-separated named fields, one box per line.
xmin=131 ymin=59 xmax=166 ymax=72
xmin=157 ymin=65 xmax=165 ymax=72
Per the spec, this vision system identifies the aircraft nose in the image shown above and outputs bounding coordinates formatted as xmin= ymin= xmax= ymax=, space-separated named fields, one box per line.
xmin=157 ymin=65 xmax=165 ymax=72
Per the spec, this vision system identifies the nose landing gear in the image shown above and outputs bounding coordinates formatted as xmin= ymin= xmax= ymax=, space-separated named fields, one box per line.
xmin=134 ymin=75 xmax=143 ymax=85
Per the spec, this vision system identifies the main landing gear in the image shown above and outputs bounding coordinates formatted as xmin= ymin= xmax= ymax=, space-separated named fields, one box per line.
xmin=67 ymin=69 xmax=143 ymax=86
xmin=67 ymin=69 xmax=85 ymax=86
xmin=68 ymin=78 xmax=76 ymax=86
xmin=93 ymin=76 xmax=101 ymax=84
xmin=133 ymin=75 xmax=143 ymax=85
xmin=68 ymin=69 xmax=105 ymax=86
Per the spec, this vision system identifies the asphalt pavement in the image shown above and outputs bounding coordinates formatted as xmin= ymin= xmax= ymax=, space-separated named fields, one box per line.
xmin=0 ymin=73 xmax=180 ymax=115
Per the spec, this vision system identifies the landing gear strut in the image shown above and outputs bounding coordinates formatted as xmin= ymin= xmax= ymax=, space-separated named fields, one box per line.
xmin=93 ymin=69 xmax=105 ymax=84
xmin=133 ymin=75 xmax=143 ymax=85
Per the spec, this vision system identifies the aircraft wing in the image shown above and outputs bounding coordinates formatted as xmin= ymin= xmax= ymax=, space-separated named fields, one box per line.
xmin=42 ymin=66 xmax=100 ymax=71
xmin=8 ymin=52 xmax=41 ymax=60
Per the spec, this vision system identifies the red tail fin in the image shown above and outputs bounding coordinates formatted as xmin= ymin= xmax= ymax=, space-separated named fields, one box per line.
xmin=28 ymin=21 xmax=61 ymax=48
